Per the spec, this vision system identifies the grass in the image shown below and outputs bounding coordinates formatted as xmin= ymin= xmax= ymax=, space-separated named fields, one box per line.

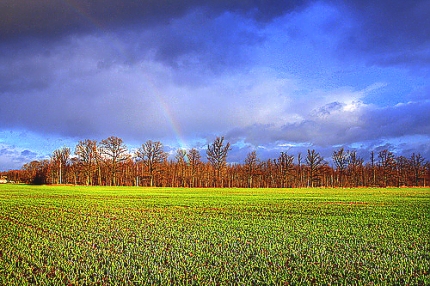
xmin=0 ymin=185 xmax=429 ymax=285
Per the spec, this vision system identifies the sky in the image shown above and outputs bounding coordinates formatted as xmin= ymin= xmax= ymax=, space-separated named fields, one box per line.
xmin=1 ymin=0 xmax=430 ymax=170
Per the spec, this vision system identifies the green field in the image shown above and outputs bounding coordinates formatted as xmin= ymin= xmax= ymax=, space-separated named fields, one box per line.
xmin=0 ymin=185 xmax=429 ymax=285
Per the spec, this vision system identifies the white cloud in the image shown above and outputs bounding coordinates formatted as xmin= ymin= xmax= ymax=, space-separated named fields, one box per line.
xmin=0 ymin=144 xmax=39 ymax=170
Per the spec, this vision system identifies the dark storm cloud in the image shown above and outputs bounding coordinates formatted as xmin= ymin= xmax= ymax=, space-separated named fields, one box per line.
xmin=336 ymin=0 xmax=430 ymax=67
xmin=3 ymin=0 xmax=428 ymax=70
xmin=0 ymin=0 xmax=309 ymax=40
xmin=363 ymin=101 xmax=430 ymax=139
xmin=2 ymin=0 xmax=428 ymax=65
xmin=0 ymin=0 xmax=189 ymax=40
xmin=134 ymin=10 xmax=264 ymax=70
xmin=0 ymin=0 xmax=312 ymax=75
xmin=0 ymin=49 xmax=52 ymax=94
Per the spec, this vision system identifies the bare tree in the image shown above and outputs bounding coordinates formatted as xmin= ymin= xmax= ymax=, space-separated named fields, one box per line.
xmin=69 ymin=157 xmax=80 ymax=185
xmin=297 ymin=152 xmax=304 ymax=188
xmin=369 ymin=151 xmax=377 ymax=186
xmin=332 ymin=147 xmax=349 ymax=187
xmin=51 ymin=147 xmax=70 ymax=184
xmin=99 ymin=136 xmax=129 ymax=186
xmin=135 ymin=140 xmax=167 ymax=187
xmin=275 ymin=152 xmax=294 ymax=188
xmin=207 ymin=137 xmax=230 ymax=187
xmin=13 ymin=135 xmax=430 ymax=188
xmin=187 ymin=148 xmax=201 ymax=187
xmin=75 ymin=139 xmax=98 ymax=185
xmin=244 ymin=151 xmax=259 ymax=188
xmin=22 ymin=160 xmax=50 ymax=185
xmin=425 ymin=161 xmax=430 ymax=187
xmin=348 ymin=151 xmax=364 ymax=187
xmin=306 ymin=149 xmax=325 ymax=187
xmin=410 ymin=153 xmax=425 ymax=186
xmin=378 ymin=149 xmax=395 ymax=187
xmin=175 ymin=149 xmax=187 ymax=187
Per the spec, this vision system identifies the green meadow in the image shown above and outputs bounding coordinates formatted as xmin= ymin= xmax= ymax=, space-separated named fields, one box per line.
xmin=0 ymin=185 xmax=429 ymax=285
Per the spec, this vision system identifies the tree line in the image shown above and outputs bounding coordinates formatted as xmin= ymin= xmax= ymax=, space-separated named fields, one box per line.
xmin=1 ymin=136 xmax=429 ymax=188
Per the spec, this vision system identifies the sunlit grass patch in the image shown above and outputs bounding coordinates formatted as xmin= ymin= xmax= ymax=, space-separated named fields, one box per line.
xmin=0 ymin=185 xmax=429 ymax=284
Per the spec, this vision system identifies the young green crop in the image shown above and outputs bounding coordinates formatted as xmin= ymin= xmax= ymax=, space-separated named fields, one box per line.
xmin=0 ymin=185 xmax=429 ymax=285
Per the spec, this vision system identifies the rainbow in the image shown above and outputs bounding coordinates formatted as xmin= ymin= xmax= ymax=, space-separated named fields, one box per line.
xmin=61 ymin=0 xmax=190 ymax=150
xmin=141 ymin=74 xmax=190 ymax=150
